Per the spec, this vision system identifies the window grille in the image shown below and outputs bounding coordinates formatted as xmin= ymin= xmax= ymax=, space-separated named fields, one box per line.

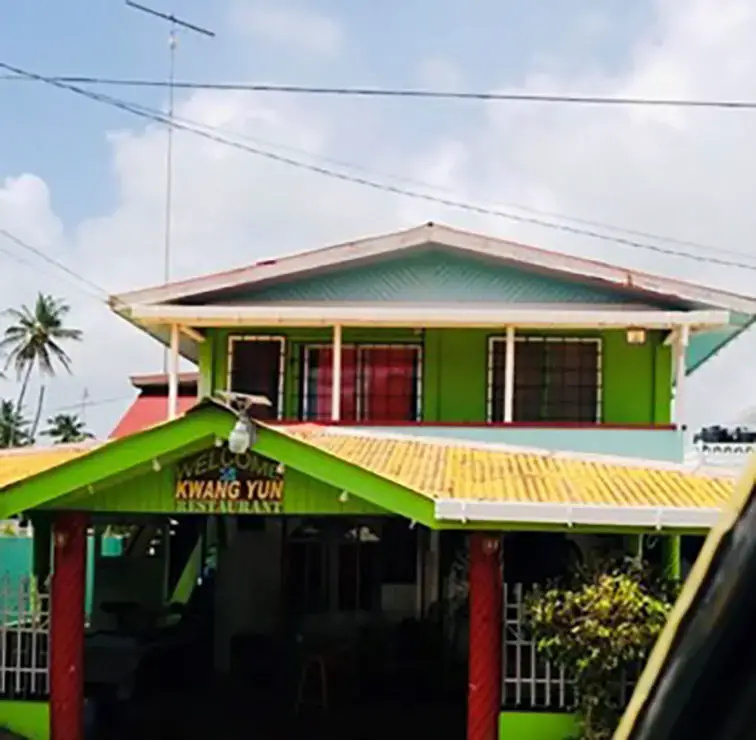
xmin=227 ymin=336 xmax=286 ymax=419
xmin=297 ymin=343 xmax=422 ymax=422
xmin=489 ymin=336 xmax=602 ymax=423
xmin=502 ymin=582 xmax=636 ymax=712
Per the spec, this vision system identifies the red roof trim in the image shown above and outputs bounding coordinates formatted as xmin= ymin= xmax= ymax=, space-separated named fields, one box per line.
xmin=110 ymin=395 xmax=197 ymax=439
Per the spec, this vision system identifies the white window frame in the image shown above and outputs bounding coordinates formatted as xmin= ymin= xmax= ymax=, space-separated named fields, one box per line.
xmin=227 ymin=335 xmax=286 ymax=420
xmin=301 ymin=343 xmax=423 ymax=422
xmin=487 ymin=335 xmax=603 ymax=423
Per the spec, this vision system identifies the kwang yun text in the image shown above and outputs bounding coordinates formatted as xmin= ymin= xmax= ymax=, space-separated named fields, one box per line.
xmin=174 ymin=447 xmax=284 ymax=514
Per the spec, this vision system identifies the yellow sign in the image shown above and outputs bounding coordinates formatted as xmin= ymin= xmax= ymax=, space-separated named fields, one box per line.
xmin=174 ymin=447 xmax=284 ymax=514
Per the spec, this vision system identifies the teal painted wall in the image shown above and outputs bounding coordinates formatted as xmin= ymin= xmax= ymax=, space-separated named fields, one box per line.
xmin=0 ymin=535 xmax=122 ymax=622
xmin=225 ymin=248 xmax=684 ymax=307
xmin=356 ymin=426 xmax=684 ymax=461
xmin=208 ymin=326 xmax=673 ymax=428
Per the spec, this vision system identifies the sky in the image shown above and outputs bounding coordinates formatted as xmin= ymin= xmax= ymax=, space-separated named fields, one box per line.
xmin=1 ymin=0 xmax=755 ymax=439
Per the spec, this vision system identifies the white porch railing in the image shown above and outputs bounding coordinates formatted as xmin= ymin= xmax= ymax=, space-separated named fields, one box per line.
xmin=0 ymin=573 xmax=50 ymax=699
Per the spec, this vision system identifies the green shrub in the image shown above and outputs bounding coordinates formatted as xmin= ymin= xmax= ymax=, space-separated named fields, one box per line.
xmin=525 ymin=559 xmax=679 ymax=740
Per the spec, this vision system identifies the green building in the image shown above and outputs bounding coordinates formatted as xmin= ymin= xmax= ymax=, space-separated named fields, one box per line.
xmin=0 ymin=222 xmax=749 ymax=740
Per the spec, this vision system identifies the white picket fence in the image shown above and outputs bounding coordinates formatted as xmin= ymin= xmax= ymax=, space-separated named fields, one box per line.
xmin=0 ymin=573 xmax=50 ymax=699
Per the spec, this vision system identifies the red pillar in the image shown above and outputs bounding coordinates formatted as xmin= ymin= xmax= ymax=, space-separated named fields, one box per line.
xmin=468 ymin=532 xmax=503 ymax=740
xmin=50 ymin=512 xmax=88 ymax=740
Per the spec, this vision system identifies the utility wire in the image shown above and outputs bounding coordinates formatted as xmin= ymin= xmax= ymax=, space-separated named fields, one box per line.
xmin=4 ymin=73 xmax=756 ymax=110
xmin=160 ymin=105 xmax=756 ymax=265
xmin=0 ymin=229 xmax=108 ymax=301
xmin=4 ymin=60 xmax=756 ymax=273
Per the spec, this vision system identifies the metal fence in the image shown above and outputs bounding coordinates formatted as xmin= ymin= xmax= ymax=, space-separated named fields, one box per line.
xmin=502 ymin=582 xmax=635 ymax=712
xmin=0 ymin=573 xmax=50 ymax=699
xmin=502 ymin=582 xmax=577 ymax=710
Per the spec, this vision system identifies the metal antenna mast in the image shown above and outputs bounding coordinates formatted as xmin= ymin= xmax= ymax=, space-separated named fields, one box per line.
xmin=126 ymin=1 xmax=215 ymax=370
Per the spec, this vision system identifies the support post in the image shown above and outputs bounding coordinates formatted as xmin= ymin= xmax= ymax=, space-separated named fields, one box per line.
xmin=50 ymin=512 xmax=88 ymax=740
xmin=168 ymin=322 xmax=180 ymax=419
xmin=673 ymin=325 xmax=689 ymax=428
xmin=468 ymin=532 xmax=502 ymax=740
xmin=661 ymin=535 xmax=682 ymax=581
xmin=331 ymin=324 xmax=342 ymax=422
xmin=503 ymin=326 xmax=515 ymax=423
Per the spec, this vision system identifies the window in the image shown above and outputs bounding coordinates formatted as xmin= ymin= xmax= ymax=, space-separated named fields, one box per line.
xmin=489 ymin=336 xmax=601 ymax=422
xmin=301 ymin=344 xmax=421 ymax=422
xmin=227 ymin=336 xmax=285 ymax=419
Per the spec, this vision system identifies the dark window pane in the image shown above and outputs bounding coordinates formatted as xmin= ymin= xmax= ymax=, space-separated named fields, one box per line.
xmin=490 ymin=337 xmax=600 ymax=423
xmin=229 ymin=339 xmax=282 ymax=419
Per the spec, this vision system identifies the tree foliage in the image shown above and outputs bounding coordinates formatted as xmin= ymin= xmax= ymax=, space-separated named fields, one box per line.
xmin=1 ymin=293 xmax=83 ymax=443
xmin=0 ymin=293 xmax=85 ymax=447
xmin=525 ymin=559 xmax=679 ymax=740
xmin=42 ymin=413 xmax=93 ymax=444
xmin=0 ymin=399 xmax=32 ymax=448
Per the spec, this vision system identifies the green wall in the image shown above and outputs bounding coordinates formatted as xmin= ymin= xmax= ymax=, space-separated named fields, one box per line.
xmin=47 ymin=464 xmax=386 ymax=516
xmin=0 ymin=701 xmax=49 ymax=740
xmin=499 ymin=711 xmax=578 ymax=740
xmin=203 ymin=327 xmax=672 ymax=426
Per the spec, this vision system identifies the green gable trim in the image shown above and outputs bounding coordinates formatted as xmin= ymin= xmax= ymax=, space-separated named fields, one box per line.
xmin=251 ymin=425 xmax=437 ymax=526
xmin=0 ymin=402 xmax=237 ymax=520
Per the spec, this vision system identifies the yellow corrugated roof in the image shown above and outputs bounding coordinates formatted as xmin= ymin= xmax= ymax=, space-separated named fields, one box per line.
xmin=0 ymin=444 xmax=99 ymax=490
xmin=279 ymin=426 xmax=734 ymax=509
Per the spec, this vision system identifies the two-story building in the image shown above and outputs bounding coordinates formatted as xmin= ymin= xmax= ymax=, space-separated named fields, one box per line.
xmin=0 ymin=222 xmax=749 ymax=740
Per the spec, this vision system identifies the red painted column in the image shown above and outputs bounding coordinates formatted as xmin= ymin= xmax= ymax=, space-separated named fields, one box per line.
xmin=468 ymin=532 xmax=503 ymax=740
xmin=50 ymin=512 xmax=88 ymax=740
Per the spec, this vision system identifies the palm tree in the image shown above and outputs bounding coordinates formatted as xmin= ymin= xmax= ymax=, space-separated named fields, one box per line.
xmin=0 ymin=294 xmax=82 ymax=443
xmin=0 ymin=399 xmax=32 ymax=448
xmin=42 ymin=413 xmax=93 ymax=444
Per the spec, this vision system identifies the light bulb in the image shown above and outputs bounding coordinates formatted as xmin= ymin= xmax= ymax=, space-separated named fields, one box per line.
xmin=228 ymin=418 xmax=251 ymax=454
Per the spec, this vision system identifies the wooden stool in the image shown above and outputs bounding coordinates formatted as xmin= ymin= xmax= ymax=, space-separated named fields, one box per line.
xmin=295 ymin=653 xmax=329 ymax=716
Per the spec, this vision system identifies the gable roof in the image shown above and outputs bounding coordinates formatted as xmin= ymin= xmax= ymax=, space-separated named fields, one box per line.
xmin=111 ymin=222 xmax=756 ymax=313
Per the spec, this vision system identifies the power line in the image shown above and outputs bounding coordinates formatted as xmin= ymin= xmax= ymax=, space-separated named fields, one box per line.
xmin=47 ymin=394 xmax=134 ymax=414
xmin=0 ymin=229 xmax=108 ymax=301
xmin=159 ymin=104 xmax=756 ymax=265
xmin=4 ymin=73 xmax=756 ymax=110
xmin=125 ymin=1 xmax=215 ymax=372
xmin=4 ymin=60 xmax=756 ymax=273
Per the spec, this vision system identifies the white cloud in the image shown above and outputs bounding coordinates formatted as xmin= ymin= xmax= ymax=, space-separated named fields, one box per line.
xmin=415 ymin=57 xmax=463 ymax=90
xmin=230 ymin=2 xmax=344 ymax=56
xmin=1 ymin=0 xmax=756 ymax=439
